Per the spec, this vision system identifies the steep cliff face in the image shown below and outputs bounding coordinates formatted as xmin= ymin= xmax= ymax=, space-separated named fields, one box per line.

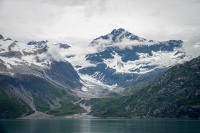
xmin=88 ymin=56 xmax=200 ymax=119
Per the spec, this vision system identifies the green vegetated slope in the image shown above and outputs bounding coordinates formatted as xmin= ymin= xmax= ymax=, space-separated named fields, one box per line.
xmin=0 ymin=74 xmax=86 ymax=119
xmin=88 ymin=56 xmax=200 ymax=119
xmin=0 ymin=90 xmax=34 ymax=119
xmin=82 ymin=96 xmax=130 ymax=117
xmin=47 ymin=99 xmax=86 ymax=116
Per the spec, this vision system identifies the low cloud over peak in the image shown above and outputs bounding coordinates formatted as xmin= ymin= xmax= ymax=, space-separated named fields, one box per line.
xmin=0 ymin=0 xmax=199 ymax=58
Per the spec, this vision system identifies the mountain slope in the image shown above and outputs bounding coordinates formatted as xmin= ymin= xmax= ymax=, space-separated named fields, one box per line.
xmin=0 ymin=35 xmax=82 ymax=89
xmin=0 ymin=35 xmax=86 ymax=118
xmin=78 ymin=28 xmax=189 ymax=89
xmin=87 ymin=56 xmax=200 ymax=119
xmin=0 ymin=73 xmax=86 ymax=119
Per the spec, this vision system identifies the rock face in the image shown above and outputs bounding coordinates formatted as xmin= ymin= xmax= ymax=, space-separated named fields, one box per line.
xmin=0 ymin=37 xmax=82 ymax=90
xmin=88 ymin=56 xmax=200 ymax=119
xmin=0 ymin=35 xmax=85 ymax=119
xmin=79 ymin=28 xmax=189 ymax=88
xmin=0 ymin=34 xmax=4 ymax=40
xmin=0 ymin=73 xmax=86 ymax=119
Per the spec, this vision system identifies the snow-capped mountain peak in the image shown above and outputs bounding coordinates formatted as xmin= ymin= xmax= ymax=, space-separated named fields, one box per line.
xmin=27 ymin=40 xmax=48 ymax=48
xmin=58 ymin=43 xmax=71 ymax=49
xmin=110 ymin=28 xmax=147 ymax=42
xmin=90 ymin=28 xmax=148 ymax=46
xmin=0 ymin=34 xmax=4 ymax=40
xmin=0 ymin=34 xmax=12 ymax=41
xmin=78 ymin=28 xmax=191 ymax=88
xmin=0 ymin=35 xmax=68 ymax=69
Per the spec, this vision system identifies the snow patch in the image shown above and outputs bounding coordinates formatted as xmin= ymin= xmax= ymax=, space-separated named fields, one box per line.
xmin=103 ymin=50 xmax=190 ymax=74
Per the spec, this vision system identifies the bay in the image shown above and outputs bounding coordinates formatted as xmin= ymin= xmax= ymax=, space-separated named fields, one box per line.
xmin=0 ymin=119 xmax=200 ymax=133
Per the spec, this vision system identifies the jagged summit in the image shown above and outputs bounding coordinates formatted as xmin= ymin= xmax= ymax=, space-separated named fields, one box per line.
xmin=0 ymin=34 xmax=4 ymax=40
xmin=27 ymin=40 xmax=48 ymax=48
xmin=0 ymin=35 xmax=12 ymax=41
xmin=90 ymin=28 xmax=147 ymax=45
xmin=111 ymin=28 xmax=147 ymax=42
xmin=110 ymin=28 xmax=126 ymax=35
xmin=58 ymin=43 xmax=71 ymax=49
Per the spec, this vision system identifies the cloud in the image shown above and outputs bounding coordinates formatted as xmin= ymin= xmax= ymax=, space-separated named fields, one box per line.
xmin=0 ymin=0 xmax=200 ymax=58
xmin=83 ymin=0 xmax=108 ymax=18
xmin=37 ymin=43 xmax=64 ymax=62
xmin=0 ymin=0 xmax=65 ymax=41
xmin=41 ymin=0 xmax=91 ymax=7
xmin=47 ymin=43 xmax=64 ymax=61
xmin=40 ymin=0 xmax=108 ymax=18
xmin=63 ymin=43 xmax=98 ymax=68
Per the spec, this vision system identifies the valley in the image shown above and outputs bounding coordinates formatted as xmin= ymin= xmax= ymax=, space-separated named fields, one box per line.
xmin=0 ymin=28 xmax=199 ymax=119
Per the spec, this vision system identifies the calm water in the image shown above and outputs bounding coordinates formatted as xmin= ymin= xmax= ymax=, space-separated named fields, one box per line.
xmin=0 ymin=119 xmax=200 ymax=133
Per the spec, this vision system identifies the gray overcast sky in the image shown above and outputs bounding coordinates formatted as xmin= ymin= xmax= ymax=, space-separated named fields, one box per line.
xmin=0 ymin=0 xmax=200 ymax=48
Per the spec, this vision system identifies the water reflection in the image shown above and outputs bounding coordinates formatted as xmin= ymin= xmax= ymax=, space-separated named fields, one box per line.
xmin=80 ymin=119 xmax=91 ymax=133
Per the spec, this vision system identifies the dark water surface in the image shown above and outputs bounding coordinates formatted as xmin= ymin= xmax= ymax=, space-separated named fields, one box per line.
xmin=0 ymin=119 xmax=200 ymax=133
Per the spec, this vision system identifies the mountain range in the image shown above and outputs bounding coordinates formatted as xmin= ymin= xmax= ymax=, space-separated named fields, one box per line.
xmin=0 ymin=28 xmax=199 ymax=119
